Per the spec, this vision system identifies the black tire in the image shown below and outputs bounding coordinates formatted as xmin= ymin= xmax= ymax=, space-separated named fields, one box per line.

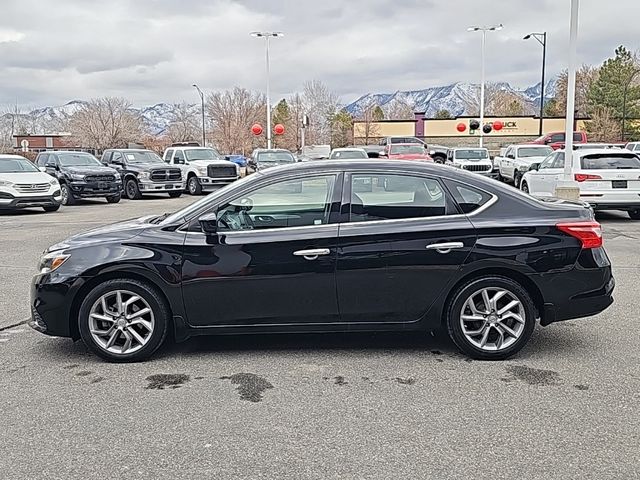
xmin=125 ymin=179 xmax=142 ymax=200
xmin=446 ymin=276 xmax=536 ymax=361
xmin=43 ymin=205 xmax=60 ymax=212
xmin=629 ymin=209 xmax=640 ymax=220
xmin=514 ymin=172 xmax=522 ymax=189
xmin=168 ymin=191 xmax=182 ymax=198
xmin=187 ymin=175 xmax=202 ymax=195
xmin=78 ymin=279 xmax=170 ymax=362
xmin=106 ymin=194 xmax=121 ymax=204
xmin=433 ymin=155 xmax=446 ymax=164
xmin=521 ymin=181 xmax=529 ymax=194
xmin=60 ymin=184 xmax=75 ymax=206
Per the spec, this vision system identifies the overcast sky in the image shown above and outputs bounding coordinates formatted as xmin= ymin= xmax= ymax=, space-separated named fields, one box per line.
xmin=0 ymin=0 xmax=638 ymax=108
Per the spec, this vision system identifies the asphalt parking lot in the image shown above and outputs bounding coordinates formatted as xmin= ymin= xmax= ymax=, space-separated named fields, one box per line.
xmin=1 ymin=195 xmax=639 ymax=480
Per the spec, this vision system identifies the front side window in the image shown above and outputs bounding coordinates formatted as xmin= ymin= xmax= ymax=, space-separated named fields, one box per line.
xmin=111 ymin=152 xmax=123 ymax=163
xmin=36 ymin=154 xmax=49 ymax=166
xmin=164 ymin=149 xmax=174 ymax=162
xmin=173 ymin=150 xmax=185 ymax=163
xmin=549 ymin=133 xmax=564 ymax=143
xmin=217 ymin=175 xmax=336 ymax=231
xmin=538 ymin=153 xmax=557 ymax=169
xmin=350 ymin=174 xmax=448 ymax=222
xmin=552 ymin=153 xmax=566 ymax=169
xmin=443 ymin=180 xmax=493 ymax=214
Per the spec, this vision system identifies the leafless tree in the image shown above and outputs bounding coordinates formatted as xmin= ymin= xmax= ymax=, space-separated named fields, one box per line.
xmin=288 ymin=93 xmax=305 ymax=151
xmin=464 ymin=83 xmax=535 ymax=117
xmin=302 ymin=80 xmax=339 ymax=145
xmin=384 ymin=98 xmax=414 ymax=120
xmin=166 ymin=102 xmax=200 ymax=144
xmin=355 ymin=99 xmax=383 ymax=144
xmin=68 ymin=97 xmax=143 ymax=150
xmin=548 ymin=65 xmax=599 ymax=117
xmin=206 ymin=87 xmax=266 ymax=154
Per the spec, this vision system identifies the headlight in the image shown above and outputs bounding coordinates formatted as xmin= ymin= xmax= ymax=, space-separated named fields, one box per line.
xmin=113 ymin=172 xmax=121 ymax=181
xmin=518 ymin=165 xmax=530 ymax=172
xmin=197 ymin=166 xmax=208 ymax=176
xmin=38 ymin=252 xmax=70 ymax=274
xmin=70 ymin=173 xmax=85 ymax=181
xmin=49 ymin=178 xmax=59 ymax=185
xmin=0 ymin=180 xmax=14 ymax=187
xmin=138 ymin=171 xmax=150 ymax=180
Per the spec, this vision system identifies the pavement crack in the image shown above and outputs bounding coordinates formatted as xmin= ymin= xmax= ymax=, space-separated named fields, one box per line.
xmin=0 ymin=319 xmax=28 ymax=332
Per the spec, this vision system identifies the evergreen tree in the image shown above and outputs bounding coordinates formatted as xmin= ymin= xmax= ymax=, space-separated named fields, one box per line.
xmin=434 ymin=109 xmax=453 ymax=119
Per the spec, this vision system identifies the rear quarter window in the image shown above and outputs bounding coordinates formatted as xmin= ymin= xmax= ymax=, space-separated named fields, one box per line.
xmin=443 ymin=180 xmax=493 ymax=214
xmin=581 ymin=154 xmax=640 ymax=170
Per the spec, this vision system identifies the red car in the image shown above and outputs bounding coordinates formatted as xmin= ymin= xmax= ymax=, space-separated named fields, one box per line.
xmin=528 ymin=131 xmax=588 ymax=150
xmin=383 ymin=143 xmax=433 ymax=162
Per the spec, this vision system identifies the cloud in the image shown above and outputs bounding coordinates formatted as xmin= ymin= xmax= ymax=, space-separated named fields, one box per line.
xmin=0 ymin=0 xmax=638 ymax=107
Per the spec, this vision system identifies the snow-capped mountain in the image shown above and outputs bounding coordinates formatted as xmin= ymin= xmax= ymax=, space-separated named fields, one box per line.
xmin=346 ymin=80 xmax=557 ymax=118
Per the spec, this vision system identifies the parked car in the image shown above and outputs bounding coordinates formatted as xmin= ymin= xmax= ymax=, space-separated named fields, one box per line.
xmin=301 ymin=144 xmax=331 ymax=160
xmin=625 ymin=141 xmax=640 ymax=152
xmin=101 ymin=149 xmax=184 ymax=200
xmin=573 ymin=143 xmax=624 ymax=150
xmin=520 ymin=148 xmax=640 ymax=219
xmin=329 ymin=148 xmax=369 ymax=160
xmin=31 ymin=160 xmax=614 ymax=362
xmin=0 ymin=154 xmax=61 ymax=212
xmin=248 ymin=149 xmax=297 ymax=172
xmin=528 ymin=131 xmax=588 ymax=150
xmin=382 ymin=143 xmax=433 ymax=162
xmin=35 ymin=151 xmax=122 ymax=205
xmin=446 ymin=148 xmax=495 ymax=176
xmin=494 ymin=145 xmax=553 ymax=188
xmin=163 ymin=146 xmax=239 ymax=195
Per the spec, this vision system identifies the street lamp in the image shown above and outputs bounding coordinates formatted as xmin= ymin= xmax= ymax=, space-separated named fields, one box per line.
xmin=192 ymin=84 xmax=206 ymax=147
xmin=622 ymin=69 xmax=640 ymax=142
xmin=468 ymin=24 xmax=503 ymax=148
xmin=524 ymin=32 xmax=547 ymax=137
xmin=250 ymin=31 xmax=284 ymax=149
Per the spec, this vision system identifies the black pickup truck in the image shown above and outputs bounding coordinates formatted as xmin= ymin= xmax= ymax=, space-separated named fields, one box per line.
xmin=35 ymin=151 xmax=122 ymax=205
xmin=101 ymin=149 xmax=184 ymax=200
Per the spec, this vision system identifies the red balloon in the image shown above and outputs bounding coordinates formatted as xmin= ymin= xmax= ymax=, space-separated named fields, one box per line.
xmin=456 ymin=122 xmax=467 ymax=133
xmin=251 ymin=123 xmax=263 ymax=136
xmin=274 ymin=124 xmax=285 ymax=135
xmin=493 ymin=121 xmax=503 ymax=131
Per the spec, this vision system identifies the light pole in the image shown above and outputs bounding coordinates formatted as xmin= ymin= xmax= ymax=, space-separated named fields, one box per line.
xmin=468 ymin=24 xmax=503 ymax=148
xmin=524 ymin=32 xmax=547 ymax=137
xmin=250 ymin=31 xmax=284 ymax=149
xmin=192 ymin=84 xmax=206 ymax=147
xmin=622 ymin=68 xmax=640 ymax=142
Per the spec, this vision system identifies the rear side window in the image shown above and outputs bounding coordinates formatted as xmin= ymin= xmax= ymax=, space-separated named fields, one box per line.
xmin=443 ymin=180 xmax=493 ymax=214
xmin=581 ymin=154 xmax=640 ymax=170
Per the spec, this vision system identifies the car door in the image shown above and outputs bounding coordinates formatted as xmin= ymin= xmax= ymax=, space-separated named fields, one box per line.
xmin=527 ymin=152 xmax=556 ymax=195
xmin=336 ymin=171 xmax=477 ymax=324
xmin=539 ymin=152 xmax=566 ymax=195
xmin=164 ymin=149 xmax=174 ymax=163
xmin=181 ymin=172 xmax=343 ymax=327
xmin=502 ymin=147 xmax=514 ymax=178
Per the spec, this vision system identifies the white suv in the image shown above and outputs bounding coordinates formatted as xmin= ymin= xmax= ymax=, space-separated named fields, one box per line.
xmin=163 ymin=146 xmax=239 ymax=195
xmin=0 ymin=155 xmax=62 ymax=212
xmin=521 ymin=148 xmax=640 ymax=220
xmin=446 ymin=148 xmax=495 ymax=176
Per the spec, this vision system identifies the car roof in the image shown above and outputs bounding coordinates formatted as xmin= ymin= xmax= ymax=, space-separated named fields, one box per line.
xmin=452 ymin=147 xmax=488 ymax=151
xmin=0 ymin=154 xmax=28 ymax=159
xmin=510 ymin=144 xmax=553 ymax=148
xmin=256 ymin=149 xmax=293 ymax=153
xmin=45 ymin=150 xmax=94 ymax=154
xmin=167 ymin=146 xmax=215 ymax=150
xmin=332 ymin=147 xmax=366 ymax=151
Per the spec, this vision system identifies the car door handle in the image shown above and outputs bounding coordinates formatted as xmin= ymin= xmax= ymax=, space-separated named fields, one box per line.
xmin=293 ymin=248 xmax=331 ymax=260
xmin=426 ymin=242 xmax=464 ymax=254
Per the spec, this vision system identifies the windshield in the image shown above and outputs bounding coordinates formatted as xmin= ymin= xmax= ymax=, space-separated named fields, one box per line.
xmin=257 ymin=152 xmax=296 ymax=163
xmin=185 ymin=149 xmax=222 ymax=161
xmin=58 ymin=153 xmax=101 ymax=167
xmin=124 ymin=151 xmax=164 ymax=164
xmin=330 ymin=150 xmax=368 ymax=159
xmin=517 ymin=147 xmax=553 ymax=158
xmin=390 ymin=145 xmax=425 ymax=155
xmin=0 ymin=157 xmax=39 ymax=173
xmin=455 ymin=149 xmax=488 ymax=160
xmin=581 ymin=154 xmax=640 ymax=170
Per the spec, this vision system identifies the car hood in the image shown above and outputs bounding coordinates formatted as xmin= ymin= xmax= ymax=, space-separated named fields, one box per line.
xmin=1 ymin=172 xmax=53 ymax=183
xmin=47 ymin=215 xmax=158 ymax=252
xmin=190 ymin=159 xmax=236 ymax=167
xmin=65 ymin=165 xmax=118 ymax=175
xmin=455 ymin=158 xmax=492 ymax=164
xmin=127 ymin=163 xmax=170 ymax=171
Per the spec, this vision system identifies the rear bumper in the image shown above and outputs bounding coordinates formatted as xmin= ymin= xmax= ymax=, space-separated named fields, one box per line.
xmin=0 ymin=194 xmax=61 ymax=209
xmin=586 ymin=202 xmax=640 ymax=211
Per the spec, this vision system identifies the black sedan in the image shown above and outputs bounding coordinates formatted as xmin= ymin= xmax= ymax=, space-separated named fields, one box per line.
xmin=30 ymin=161 xmax=614 ymax=362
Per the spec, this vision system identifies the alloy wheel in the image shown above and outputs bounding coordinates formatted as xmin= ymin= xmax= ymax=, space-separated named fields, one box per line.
xmin=61 ymin=186 xmax=69 ymax=205
xmin=188 ymin=177 xmax=198 ymax=194
xmin=459 ymin=287 xmax=526 ymax=351
xmin=88 ymin=290 xmax=155 ymax=355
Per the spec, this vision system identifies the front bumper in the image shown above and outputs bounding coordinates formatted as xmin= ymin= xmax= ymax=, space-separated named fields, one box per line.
xmin=0 ymin=193 xmax=62 ymax=209
xmin=198 ymin=175 xmax=238 ymax=188
xmin=69 ymin=181 xmax=122 ymax=198
xmin=30 ymin=272 xmax=77 ymax=338
xmin=139 ymin=181 xmax=185 ymax=191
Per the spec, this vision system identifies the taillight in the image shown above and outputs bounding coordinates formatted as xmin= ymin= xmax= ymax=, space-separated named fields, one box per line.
xmin=574 ymin=173 xmax=602 ymax=182
xmin=556 ymin=221 xmax=603 ymax=249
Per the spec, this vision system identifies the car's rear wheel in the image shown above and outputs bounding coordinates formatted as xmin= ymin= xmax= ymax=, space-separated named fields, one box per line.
xmin=521 ymin=181 xmax=529 ymax=194
xmin=78 ymin=279 xmax=170 ymax=362
xmin=125 ymin=179 xmax=142 ymax=200
xmin=168 ymin=191 xmax=182 ymax=198
xmin=60 ymin=184 xmax=75 ymax=205
xmin=187 ymin=175 xmax=202 ymax=195
xmin=43 ymin=205 xmax=60 ymax=212
xmin=628 ymin=209 xmax=640 ymax=220
xmin=446 ymin=276 xmax=536 ymax=360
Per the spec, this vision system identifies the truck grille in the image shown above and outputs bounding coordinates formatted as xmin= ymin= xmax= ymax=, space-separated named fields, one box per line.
xmin=207 ymin=165 xmax=237 ymax=178
xmin=150 ymin=169 xmax=181 ymax=182
xmin=14 ymin=183 xmax=50 ymax=193
xmin=85 ymin=175 xmax=115 ymax=182
xmin=463 ymin=164 xmax=492 ymax=173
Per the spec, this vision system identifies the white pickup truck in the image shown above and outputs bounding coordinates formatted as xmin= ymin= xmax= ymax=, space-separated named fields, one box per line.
xmin=163 ymin=146 xmax=239 ymax=195
xmin=494 ymin=144 xmax=554 ymax=188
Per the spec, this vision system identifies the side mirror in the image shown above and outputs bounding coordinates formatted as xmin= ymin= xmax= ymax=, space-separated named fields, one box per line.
xmin=198 ymin=212 xmax=218 ymax=234
xmin=45 ymin=163 xmax=57 ymax=169
xmin=507 ymin=154 xmax=515 ymax=159
xmin=544 ymin=138 xmax=552 ymax=144
xmin=529 ymin=163 xmax=540 ymax=171
xmin=224 ymin=155 xmax=231 ymax=161
xmin=39 ymin=166 xmax=47 ymax=172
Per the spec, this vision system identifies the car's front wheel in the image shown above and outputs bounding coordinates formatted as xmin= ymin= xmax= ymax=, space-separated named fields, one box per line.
xmin=187 ymin=176 xmax=202 ymax=195
xmin=521 ymin=181 xmax=530 ymax=194
xmin=628 ymin=209 xmax=640 ymax=220
xmin=60 ymin=184 xmax=75 ymax=205
xmin=514 ymin=172 xmax=523 ymax=189
xmin=78 ymin=279 xmax=170 ymax=362
xmin=125 ymin=179 xmax=142 ymax=200
xmin=446 ymin=276 xmax=536 ymax=360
